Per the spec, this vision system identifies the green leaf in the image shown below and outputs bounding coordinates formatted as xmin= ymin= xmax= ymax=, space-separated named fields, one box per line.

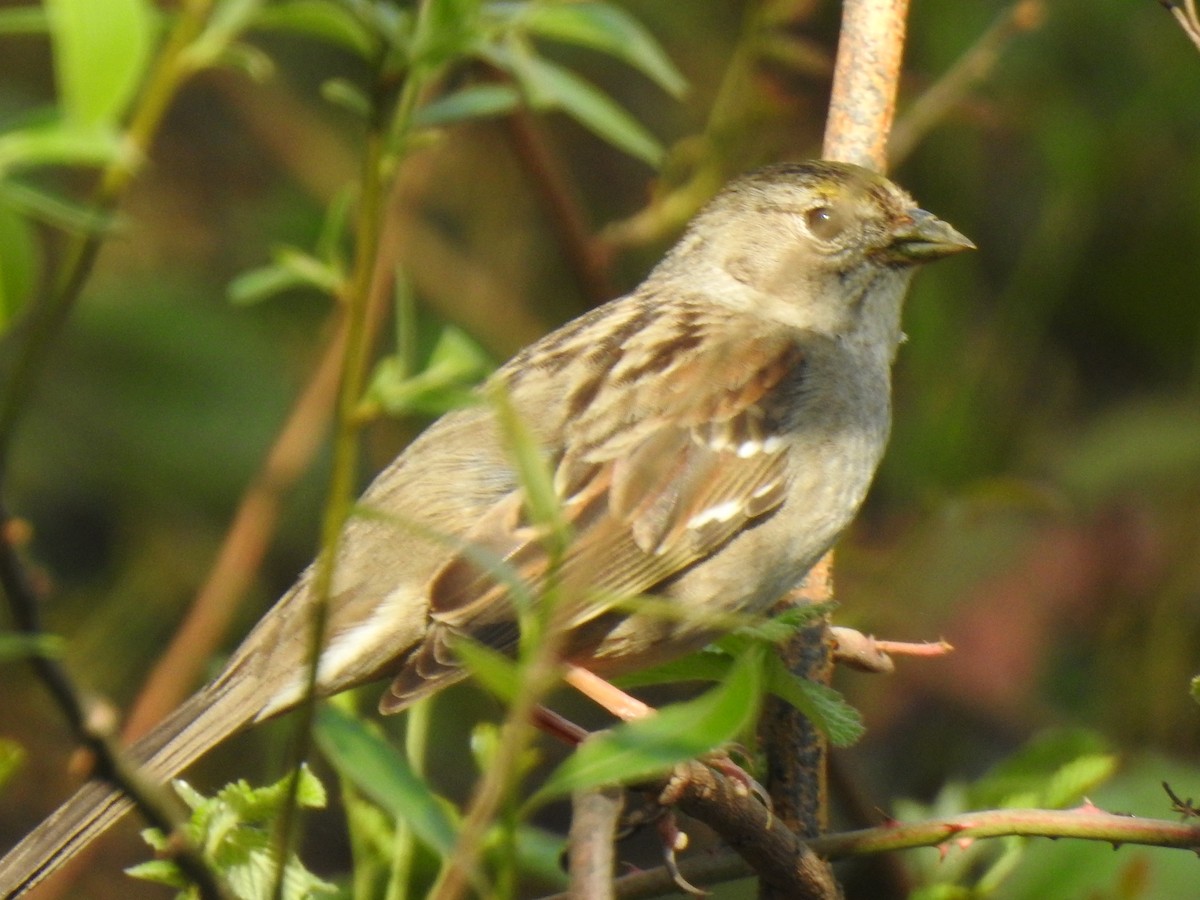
xmin=314 ymin=704 xmax=458 ymax=859
xmin=500 ymin=44 xmax=663 ymax=166
xmin=0 ymin=7 xmax=48 ymax=34
xmin=0 ymin=179 xmax=112 ymax=234
xmin=731 ymin=602 xmax=833 ymax=642
xmin=1038 ymin=753 xmax=1118 ymax=809
xmin=968 ymin=729 xmax=1115 ymax=810
xmin=413 ymin=83 xmax=521 ymax=128
xmin=522 ymin=2 xmax=686 ymax=98
xmin=0 ymin=630 xmax=63 ymax=663
xmin=1192 ymin=674 xmax=1200 ymax=706
xmin=320 ymin=76 xmax=372 ymax=118
xmin=227 ymin=246 xmax=342 ymax=305
xmin=0 ymin=738 xmax=25 ymax=793
xmin=45 ymin=0 xmax=155 ymax=127
xmin=764 ymin=654 xmax=865 ymax=747
xmin=0 ymin=120 xmax=126 ymax=174
xmin=212 ymin=40 xmax=276 ymax=82
xmin=227 ymin=264 xmax=308 ymax=306
xmin=0 ymin=203 xmax=36 ymax=332
xmin=184 ymin=0 xmax=267 ymax=72
xmin=615 ymin=648 xmax=735 ymax=690
xmin=528 ymin=645 xmax=765 ymax=806
xmin=367 ymin=325 xmax=491 ymax=416
xmin=488 ymin=382 xmax=570 ymax=555
xmin=129 ymin=767 xmax=336 ymax=899
xmin=511 ymin=825 xmax=568 ymax=889
xmin=412 ymin=0 xmax=483 ymax=67
xmin=449 ymin=635 xmax=519 ymax=702
xmin=315 ymin=185 xmax=355 ymax=269
xmin=252 ymin=0 xmax=380 ymax=58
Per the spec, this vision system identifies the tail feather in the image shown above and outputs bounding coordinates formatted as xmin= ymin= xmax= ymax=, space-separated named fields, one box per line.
xmin=0 ymin=681 xmax=256 ymax=898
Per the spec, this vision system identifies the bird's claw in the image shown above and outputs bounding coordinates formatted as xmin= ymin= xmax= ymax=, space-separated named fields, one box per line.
xmin=657 ymin=811 xmax=707 ymax=896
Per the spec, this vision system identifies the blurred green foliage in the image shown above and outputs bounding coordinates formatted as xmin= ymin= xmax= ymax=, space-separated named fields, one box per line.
xmin=0 ymin=0 xmax=1198 ymax=897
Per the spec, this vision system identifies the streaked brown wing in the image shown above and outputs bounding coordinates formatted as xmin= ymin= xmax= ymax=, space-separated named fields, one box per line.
xmin=380 ymin=305 xmax=804 ymax=712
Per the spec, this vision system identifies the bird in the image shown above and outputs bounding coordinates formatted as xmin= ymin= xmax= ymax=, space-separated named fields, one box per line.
xmin=0 ymin=160 xmax=973 ymax=895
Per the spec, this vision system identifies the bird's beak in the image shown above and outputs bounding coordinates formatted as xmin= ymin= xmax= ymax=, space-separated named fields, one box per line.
xmin=882 ymin=208 xmax=975 ymax=262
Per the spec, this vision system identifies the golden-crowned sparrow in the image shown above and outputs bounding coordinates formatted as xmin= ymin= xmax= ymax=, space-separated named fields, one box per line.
xmin=0 ymin=160 xmax=972 ymax=894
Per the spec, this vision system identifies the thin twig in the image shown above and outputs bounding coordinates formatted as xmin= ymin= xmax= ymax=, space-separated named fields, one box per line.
xmin=1162 ymin=0 xmax=1200 ymax=52
xmin=541 ymin=758 xmax=838 ymax=900
xmin=809 ymin=802 xmax=1200 ymax=857
xmin=568 ymin=782 xmax=624 ymax=899
xmin=657 ymin=760 xmax=840 ymax=900
xmin=268 ymin=123 xmax=391 ymax=900
xmin=830 ymin=626 xmax=954 ymax=673
xmin=0 ymin=504 xmax=227 ymax=899
xmin=541 ymin=800 xmax=1200 ymax=899
xmin=889 ymin=1 xmax=1045 ymax=167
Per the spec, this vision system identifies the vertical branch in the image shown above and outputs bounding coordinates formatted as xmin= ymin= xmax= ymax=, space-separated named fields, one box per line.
xmin=823 ymin=0 xmax=910 ymax=170
xmin=567 ymin=782 xmax=624 ymax=900
xmin=760 ymin=2 xmax=910 ymax=898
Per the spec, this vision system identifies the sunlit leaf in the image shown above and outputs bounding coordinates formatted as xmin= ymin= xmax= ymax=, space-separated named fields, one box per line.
xmin=315 ymin=185 xmax=355 ymax=269
xmin=501 ymin=45 xmax=663 ymax=165
xmin=513 ymin=825 xmax=568 ymax=889
xmin=252 ymin=0 xmax=380 ymax=58
xmin=0 ymin=204 xmax=36 ymax=333
xmin=320 ymin=77 xmax=372 ymax=118
xmin=0 ymin=631 xmax=64 ymax=663
xmin=368 ymin=326 xmax=491 ymax=416
xmin=450 ymin=636 xmax=519 ymax=703
xmin=0 ymin=120 xmax=127 ymax=174
xmin=412 ymin=0 xmax=482 ymax=67
xmin=228 ymin=264 xmax=308 ymax=306
xmin=45 ymin=0 xmax=155 ymax=127
xmin=128 ymin=767 xmax=335 ymax=898
xmin=968 ymin=729 xmax=1115 ymax=810
xmin=0 ymin=739 xmax=26 ymax=795
xmin=214 ymin=41 xmax=276 ymax=82
xmin=315 ymin=705 xmax=459 ymax=859
xmin=0 ymin=7 xmax=48 ymax=34
xmin=184 ymin=0 xmax=268 ymax=71
xmin=0 ymin=179 xmax=111 ymax=234
xmin=763 ymin=654 xmax=864 ymax=747
xmin=228 ymin=246 xmax=342 ymax=305
xmin=414 ymin=83 xmax=521 ymax=128
xmin=614 ymin=649 xmax=734 ymax=689
xmin=522 ymin=2 xmax=686 ymax=97
xmin=489 ymin=383 xmax=570 ymax=554
xmin=528 ymin=645 xmax=764 ymax=806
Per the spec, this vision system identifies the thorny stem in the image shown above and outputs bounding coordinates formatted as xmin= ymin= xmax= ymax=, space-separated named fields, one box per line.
xmin=553 ymin=803 xmax=1200 ymax=900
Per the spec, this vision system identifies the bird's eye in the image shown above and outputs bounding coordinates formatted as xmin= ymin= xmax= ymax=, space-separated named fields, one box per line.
xmin=804 ymin=204 xmax=845 ymax=242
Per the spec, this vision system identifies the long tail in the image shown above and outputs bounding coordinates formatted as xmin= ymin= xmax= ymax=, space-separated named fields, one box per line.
xmin=0 ymin=677 xmax=258 ymax=898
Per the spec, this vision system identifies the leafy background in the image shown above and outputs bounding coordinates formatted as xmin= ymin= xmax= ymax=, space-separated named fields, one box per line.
xmin=1 ymin=0 xmax=1199 ymax=897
